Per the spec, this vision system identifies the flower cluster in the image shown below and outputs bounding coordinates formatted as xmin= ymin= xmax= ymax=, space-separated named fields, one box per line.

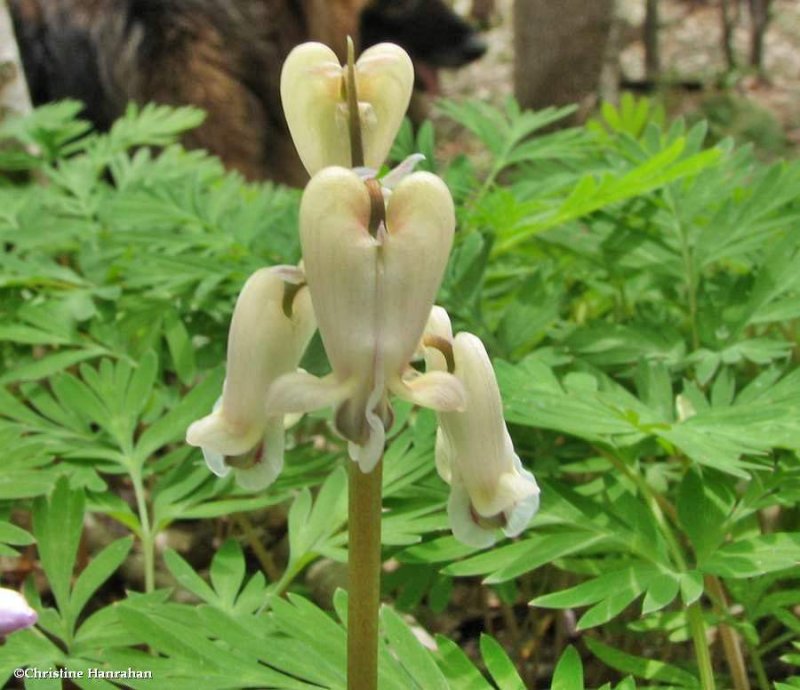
xmin=186 ymin=41 xmax=539 ymax=547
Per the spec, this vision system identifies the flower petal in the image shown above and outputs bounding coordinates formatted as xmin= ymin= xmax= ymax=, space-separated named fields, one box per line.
xmin=501 ymin=455 xmax=541 ymax=538
xmin=347 ymin=376 xmax=388 ymax=473
xmin=186 ymin=265 xmax=316 ymax=459
xmin=389 ymin=370 xmax=465 ymax=411
xmin=280 ymin=42 xmax=413 ymax=175
xmin=356 ymin=43 xmax=414 ymax=169
xmin=230 ymin=417 xmax=286 ymax=491
xmin=265 ymin=371 xmax=355 ymax=415
xmin=435 ymin=425 xmax=453 ymax=484
xmin=0 ymin=588 xmax=37 ymax=636
xmin=280 ymin=42 xmax=350 ymax=176
xmin=381 ymin=172 xmax=455 ymax=378
xmin=447 ymin=482 xmax=498 ymax=549
xmin=426 ymin=328 xmax=540 ymax=546
xmin=379 ymin=153 xmax=426 ymax=190
xmin=300 ymin=167 xmax=455 ymax=466
xmin=300 ymin=167 xmax=377 ymax=384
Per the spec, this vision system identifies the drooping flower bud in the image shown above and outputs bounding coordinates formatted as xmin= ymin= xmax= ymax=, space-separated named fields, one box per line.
xmin=280 ymin=42 xmax=413 ymax=175
xmin=423 ymin=307 xmax=540 ymax=548
xmin=0 ymin=588 xmax=37 ymax=637
xmin=186 ymin=265 xmax=316 ymax=490
xmin=266 ymin=168 xmax=465 ymax=472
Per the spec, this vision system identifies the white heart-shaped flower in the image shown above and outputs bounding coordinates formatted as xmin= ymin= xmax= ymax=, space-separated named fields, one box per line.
xmin=280 ymin=42 xmax=413 ymax=175
xmin=266 ymin=168 xmax=464 ymax=472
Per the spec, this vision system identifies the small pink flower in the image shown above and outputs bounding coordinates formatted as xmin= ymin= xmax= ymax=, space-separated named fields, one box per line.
xmin=0 ymin=588 xmax=37 ymax=637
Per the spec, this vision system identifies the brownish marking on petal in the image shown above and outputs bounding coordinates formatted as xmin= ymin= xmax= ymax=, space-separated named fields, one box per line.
xmin=469 ymin=504 xmax=507 ymax=530
xmin=365 ymin=178 xmax=386 ymax=238
xmin=423 ymin=334 xmax=455 ymax=372
xmin=226 ymin=442 xmax=264 ymax=470
xmin=282 ymin=281 xmax=306 ymax=318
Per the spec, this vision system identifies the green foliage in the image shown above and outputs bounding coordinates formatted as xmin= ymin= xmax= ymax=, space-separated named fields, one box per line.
xmin=1 ymin=93 xmax=799 ymax=688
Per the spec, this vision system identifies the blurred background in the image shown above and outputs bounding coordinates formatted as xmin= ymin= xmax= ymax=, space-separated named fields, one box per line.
xmin=442 ymin=0 xmax=799 ymax=158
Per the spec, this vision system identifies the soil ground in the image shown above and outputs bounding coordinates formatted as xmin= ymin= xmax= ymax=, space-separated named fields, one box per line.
xmin=438 ymin=0 xmax=800 ymax=151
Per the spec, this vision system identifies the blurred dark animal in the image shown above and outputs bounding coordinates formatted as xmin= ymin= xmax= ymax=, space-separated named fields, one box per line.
xmin=360 ymin=0 xmax=486 ymax=97
xmin=9 ymin=0 xmax=486 ymax=185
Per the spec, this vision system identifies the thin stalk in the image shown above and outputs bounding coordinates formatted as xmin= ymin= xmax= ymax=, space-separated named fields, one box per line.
xmin=706 ymin=575 xmax=750 ymax=690
xmin=233 ymin=513 xmax=281 ymax=582
xmin=688 ymin=602 xmax=716 ymax=690
xmin=599 ymin=449 xmax=720 ymax=687
xmin=665 ymin=191 xmax=700 ymax=351
xmin=131 ymin=472 xmax=155 ymax=593
xmin=344 ymin=38 xmax=382 ymax=690
xmin=347 ymin=460 xmax=383 ymax=690
xmin=598 ymin=449 xmax=685 ymax=568
xmin=745 ymin=635 xmax=770 ymax=690
xmin=346 ymin=37 xmax=364 ymax=168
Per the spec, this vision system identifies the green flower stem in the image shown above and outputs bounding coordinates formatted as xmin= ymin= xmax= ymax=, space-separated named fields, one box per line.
xmin=346 ymin=37 xmax=364 ymax=168
xmin=747 ymin=637 xmax=774 ymax=690
xmin=344 ymin=40 xmax=381 ymax=688
xmin=599 ymin=449 xmax=686 ymax=569
xmin=599 ymin=449 xmax=718 ymax=688
xmin=234 ymin=513 xmax=281 ymax=582
xmin=131 ymin=472 xmax=155 ymax=593
xmin=687 ymin=602 xmax=716 ymax=690
xmin=665 ymin=190 xmax=700 ymax=351
xmin=347 ymin=460 xmax=383 ymax=690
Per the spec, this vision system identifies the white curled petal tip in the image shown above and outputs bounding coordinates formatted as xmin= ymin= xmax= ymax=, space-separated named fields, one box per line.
xmin=229 ymin=418 xmax=286 ymax=492
xmin=434 ymin=426 xmax=454 ymax=484
xmin=347 ymin=378 xmax=388 ymax=473
xmin=446 ymin=459 xmax=539 ymax=549
xmin=419 ymin=305 xmax=454 ymax=369
xmin=447 ymin=482 xmax=498 ymax=549
xmin=202 ymin=447 xmax=229 ymax=478
xmin=186 ymin=410 xmax=260 ymax=459
xmin=501 ymin=459 xmax=541 ymax=538
xmin=425 ymin=306 xmax=454 ymax=342
xmin=389 ymin=371 xmax=465 ymax=412
xmin=354 ymin=166 xmax=380 ymax=180
xmin=381 ymin=153 xmax=426 ymax=190
xmin=265 ymin=371 xmax=355 ymax=416
xmin=0 ymin=588 xmax=37 ymax=636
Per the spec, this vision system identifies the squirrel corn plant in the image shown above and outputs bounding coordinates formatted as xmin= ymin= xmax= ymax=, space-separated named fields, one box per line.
xmin=186 ymin=39 xmax=540 ymax=690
